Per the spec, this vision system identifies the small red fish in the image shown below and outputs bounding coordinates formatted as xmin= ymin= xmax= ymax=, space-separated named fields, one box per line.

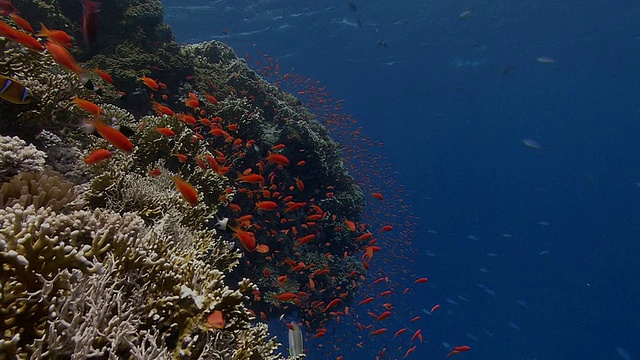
xmin=171 ymin=176 xmax=198 ymax=206
xmin=274 ymin=292 xmax=297 ymax=301
xmin=255 ymin=201 xmax=278 ymax=211
xmin=266 ymin=152 xmax=290 ymax=165
xmin=72 ymin=96 xmax=102 ymax=116
xmin=37 ymin=23 xmax=72 ymax=47
xmin=83 ymin=148 xmax=112 ymax=164
xmin=447 ymin=346 xmax=470 ymax=357
xmin=140 ymin=75 xmax=158 ymax=90
xmin=88 ymin=117 xmax=133 ymax=153
xmin=155 ymin=127 xmax=175 ymax=137
xmin=94 ymin=67 xmax=113 ymax=84
xmin=415 ymin=277 xmax=428 ymax=284
xmin=394 ymin=328 xmax=407 ymax=338
xmin=46 ymin=41 xmax=83 ymax=74
xmin=371 ymin=192 xmax=384 ymax=200
xmin=10 ymin=14 xmax=33 ymax=33
xmin=358 ymin=297 xmax=374 ymax=305
xmin=230 ymin=224 xmax=257 ymax=252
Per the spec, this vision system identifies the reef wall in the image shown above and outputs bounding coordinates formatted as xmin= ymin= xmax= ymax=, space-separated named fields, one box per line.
xmin=1 ymin=0 xmax=367 ymax=358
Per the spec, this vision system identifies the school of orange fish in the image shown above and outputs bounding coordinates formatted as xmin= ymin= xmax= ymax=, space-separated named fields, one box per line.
xmin=0 ymin=1 xmax=471 ymax=358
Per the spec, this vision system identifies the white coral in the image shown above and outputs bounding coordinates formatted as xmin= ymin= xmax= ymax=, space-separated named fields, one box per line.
xmin=0 ymin=135 xmax=46 ymax=181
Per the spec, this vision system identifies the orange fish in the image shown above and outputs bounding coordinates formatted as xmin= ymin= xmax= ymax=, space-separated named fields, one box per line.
xmin=380 ymin=225 xmax=394 ymax=232
xmin=152 ymin=101 xmax=174 ymax=116
xmin=274 ymin=292 xmax=297 ymax=301
xmin=236 ymin=173 xmax=264 ymax=184
xmin=323 ymin=298 xmax=341 ymax=312
xmin=72 ymin=97 xmax=102 ymax=116
xmin=376 ymin=311 xmax=391 ymax=321
xmin=148 ymin=168 xmax=161 ymax=177
xmin=394 ymin=328 xmax=407 ymax=338
xmin=411 ymin=329 xmax=422 ymax=343
xmin=207 ymin=310 xmax=225 ymax=329
xmin=256 ymin=244 xmax=270 ymax=253
xmin=255 ymin=201 xmax=278 ymax=211
xmin=171 ymin=176 xmax=198 ymax=206
xmin=140 ymin=75 xmax=158 ymax=90
xmin=430 ymin=304 xmax=440 ymax=312
xmin=13 ymin=30 xmax=43 ymax=52
xmin=358 ymin=297 xmax=374 ymax=305
xmin=266 ymin=152 xmax=290 ymax=165
xmin=344 ymin=219 xmax=356 ymax=231
xmin=204 ymin=94 xmax=218 ymax=104
xmin=447 ymin=346 xmax=470 ymax=357
xmin=414 ymin=277 xmax=428 ymax=284
xmin=155 ymin=127 xmax=175 ymax=137
xmin=94 ymin=67 xmax=113 ymax=84
xmin=88 ymin=117 xmax=133 ymax=153
xmin=370 ymin=328 xmax=387 ymax=336
xmin=36 ymin=23 xmax=72 ymax=47
xmin=45 ymin=41 xmax=83 ymax=74
xmin=83 ymin=148 xmax=112 ymax=165
xmin=230 ymin=224 xmax=256 ymax=252
xmin=10 ymin=14 xmax=33 ymax=33
xmin=371 ymin=192 xmax=384 ymax=200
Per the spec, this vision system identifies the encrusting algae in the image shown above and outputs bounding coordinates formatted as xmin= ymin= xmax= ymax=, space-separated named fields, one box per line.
xmin=0 ymin=0 xmax=374 ymax=358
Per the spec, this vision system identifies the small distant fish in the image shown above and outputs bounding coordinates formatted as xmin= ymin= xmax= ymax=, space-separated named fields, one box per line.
xmin=468 ymin=235 xmax=479 ymax=240
xmin=537 ymin=56 xmax=557 ymax=64
xmin=0 ymin=74 xmax=31 ymax=104
xmin=458 ymin=10 xmax=472 ymax=19
xmin=508 ymin=321 xmax=520 ymax=330
xmin=538 ymin=250 xmax=550 ymax=255
xmin=466 ymin=332 xmax=479 ymax=342
xmin=501 ymin=233 xmax=513 ymax=238
xmin=522 ymin=138 xmax=542 ymax=149
xmin=517 ymin=299 xmax=528 ymax=307
xmin=348 ymin=2 xmax=357 ymax=12
xmin=538 ymin=221 xmax=550 ymax=226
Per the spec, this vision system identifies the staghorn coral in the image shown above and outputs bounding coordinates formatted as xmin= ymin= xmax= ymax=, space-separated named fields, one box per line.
xmin=0 ymin=199 xmax=282 ymax=359
xmin=0 ymin=135 xmax=46 ymax=182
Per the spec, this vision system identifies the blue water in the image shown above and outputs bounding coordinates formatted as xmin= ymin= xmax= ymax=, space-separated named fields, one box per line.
xmin=164 ymin=1 xmax=640 ymax=358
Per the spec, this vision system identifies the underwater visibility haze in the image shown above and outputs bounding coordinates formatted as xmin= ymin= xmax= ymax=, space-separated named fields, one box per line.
xmin=0 ymin=0 xmax=639 ymax=359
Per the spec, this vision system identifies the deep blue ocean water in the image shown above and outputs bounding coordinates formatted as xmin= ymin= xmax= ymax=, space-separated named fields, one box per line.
xmin=164 ymin=1 xmax=640 ymax=359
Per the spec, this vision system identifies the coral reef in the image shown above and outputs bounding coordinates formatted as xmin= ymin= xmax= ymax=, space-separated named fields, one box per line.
xmin=1 ymin=0 xmax=369 ymax=357
xmin=0 ymin=135 xmax=46 ymax=181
